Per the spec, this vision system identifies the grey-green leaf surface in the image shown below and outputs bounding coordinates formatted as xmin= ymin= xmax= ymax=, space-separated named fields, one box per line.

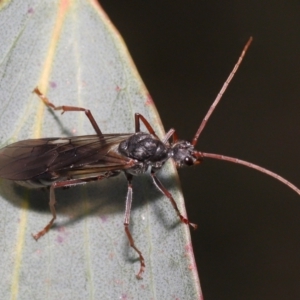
xmin=0 ymin=1 xmax=202 ymax=299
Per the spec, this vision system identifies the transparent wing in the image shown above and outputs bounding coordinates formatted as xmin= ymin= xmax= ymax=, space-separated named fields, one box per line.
xmin=0 ymin=134 xmax=133 ymax=180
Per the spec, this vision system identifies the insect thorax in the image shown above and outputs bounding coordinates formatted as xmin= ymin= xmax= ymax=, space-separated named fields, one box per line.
xmin=118 ymin=132 xmax=171 ymax=175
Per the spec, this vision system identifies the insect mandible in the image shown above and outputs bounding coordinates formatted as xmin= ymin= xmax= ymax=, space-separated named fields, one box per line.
xmin=0 ymin=37 xmax=299 ymax=279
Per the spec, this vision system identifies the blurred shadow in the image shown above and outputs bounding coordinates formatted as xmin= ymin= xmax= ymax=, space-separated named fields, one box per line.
xmin=44 ymin=107 xmax=74 ymax=137
xmin=0 ymin=169 xmax=183 ymax=231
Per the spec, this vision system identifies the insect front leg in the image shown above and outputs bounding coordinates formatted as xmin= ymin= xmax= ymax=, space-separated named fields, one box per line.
xmin=151 ymin=170 xmax=197 ymax=229
xmin=124 ymin=173 xmax=145 ymax=279
xmin=33 ymin=87 xmax=103 ymax=137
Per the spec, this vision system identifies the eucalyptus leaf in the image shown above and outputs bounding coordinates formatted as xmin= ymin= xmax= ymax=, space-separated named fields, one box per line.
xmin=0 ymin=1 xmax=202 ymax=299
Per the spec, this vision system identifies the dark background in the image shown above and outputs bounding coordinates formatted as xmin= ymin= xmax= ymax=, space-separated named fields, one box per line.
xmin=100 ymin=1 xmax=300 ymax=299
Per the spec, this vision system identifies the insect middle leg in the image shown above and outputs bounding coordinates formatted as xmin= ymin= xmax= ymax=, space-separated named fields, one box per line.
xmin=33 ymin=87 xmax=103 ymax=137
xmin=134 ymin=113 xmax=159 ymax=139
xmin=124 ymin=173 xmax=145 ymax=279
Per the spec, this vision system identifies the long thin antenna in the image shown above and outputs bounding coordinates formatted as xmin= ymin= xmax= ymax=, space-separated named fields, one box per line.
xmin=201 ymin=152 xmax=300 ymax=195
xmin=192 ymin=37 xmax=253 ymax=146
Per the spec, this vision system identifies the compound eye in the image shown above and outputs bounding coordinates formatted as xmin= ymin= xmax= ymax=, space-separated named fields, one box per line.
xmin=184 ymin=157 xmax=194 ymax=166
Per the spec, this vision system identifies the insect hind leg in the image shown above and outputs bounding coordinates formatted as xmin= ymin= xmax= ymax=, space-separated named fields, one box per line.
xmin=33 ymin=87 xmax=103 ymax=137
xmin=124 ymin=173 xmax=145 ymax=279
xmin=32 ymin=176 xmax=107 ymax=240
xmin=32 ymin=184 xmax=57 ymax=240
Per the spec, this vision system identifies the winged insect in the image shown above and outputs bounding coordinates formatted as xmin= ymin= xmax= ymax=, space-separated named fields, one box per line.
xmin=0 ymin=37 xmax=299 ymax=278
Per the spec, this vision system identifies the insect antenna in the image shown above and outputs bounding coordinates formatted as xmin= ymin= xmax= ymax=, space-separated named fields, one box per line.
xmin=190 ymin=36 xmax=300 ymax=195
xmin=200 ymin=153 xmax=300 ymax=195
xmin=192 ymin=36 xmax=253 ymax=146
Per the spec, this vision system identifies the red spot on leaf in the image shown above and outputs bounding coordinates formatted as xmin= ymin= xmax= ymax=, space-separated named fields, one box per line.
xmin=56 ymin=235 xmax=64 ymax=243
xmin=113 ymin=279 xmax=124 ymax=285
xmin=34 ymin=249 xmax=42 ymax=255
xmin=50 ymin=81 xmax=57 ymax=88
xmin=185 ymin=242 xmax=193 ymax=253
xmin=145 ymin=94 xmax=154 ymax=106
xmin=56 ymin=226 xmax=69 ymax=243
xmin=100 ymin=215 xmax=108 ymax=223
xmin=58 ymin=227 xmax=66 ymax=233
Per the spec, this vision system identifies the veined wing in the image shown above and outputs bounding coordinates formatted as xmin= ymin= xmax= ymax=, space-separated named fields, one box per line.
xmin=0 ymin=134 xmax=133 ymax=180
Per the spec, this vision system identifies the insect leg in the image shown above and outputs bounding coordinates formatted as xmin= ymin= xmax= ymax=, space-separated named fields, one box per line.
xmin=32 ymin=177 xmax=106 ymax=240
xmin=134 ymin=113 xmax=159 ymax=139
xmin=151 ymin=170 xmax=197 ymax=229
xmin=162 ymin=128 xmax=178 ymax=144
xmin=124 ymin=173 xmax=145 ymax=279
xmin=32 ymin=183 xmax=57 ymax=240
xmin=33 ymin=87 xmax=103 ymax=137
xmin=192 ymin=37 xmax=253 ymax=146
